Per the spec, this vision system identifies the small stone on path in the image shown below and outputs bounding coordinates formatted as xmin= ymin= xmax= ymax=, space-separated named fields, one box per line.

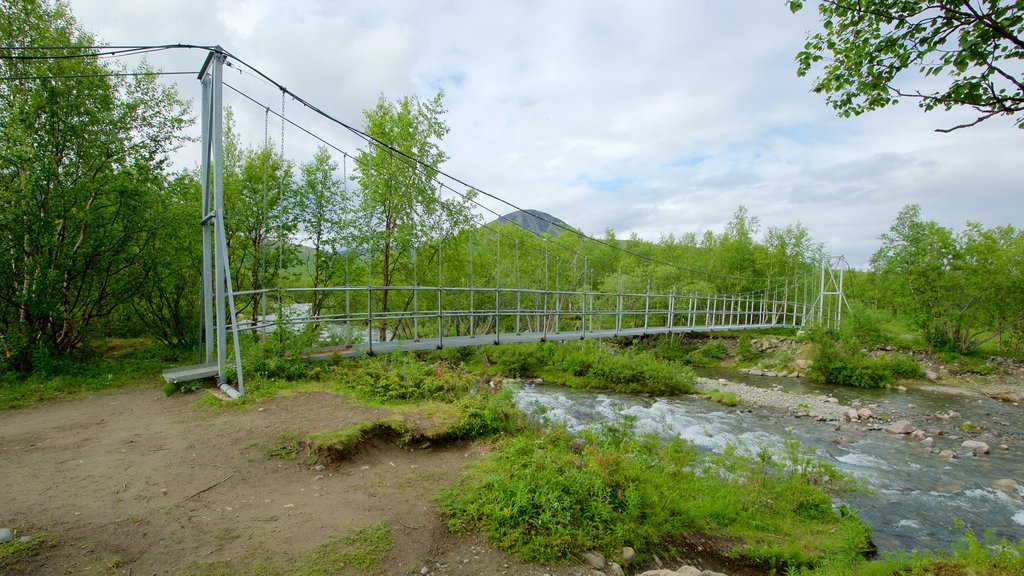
xmin=622 ymin=546 xmax=635 ymax=564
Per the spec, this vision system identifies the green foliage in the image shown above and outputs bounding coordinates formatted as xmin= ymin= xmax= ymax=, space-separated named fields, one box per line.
xmin=0 ymin=531 xmax=58 ymax=568
xmin=341 ymin=353 xmax=477 ymax=404
xmin=788 ymin=0 xmax=1024 ymax=131
xmin=444 ymin=385 xmax=523 ymax=440
xmin=483 ymin=343 xmax=553 ymax=378
xmin=879 ymin=353 xmax=924 ymax=380
xmin=352 ymin=90 xmax=478 ymax=342
xmin=790 ymin=526 xmax=1024 ymax=575
xmin=480 ymin=341 xmax=695 ymax=395
xmin=810 ymin=339 xmax=891 ymax=389
xmin=442 ymin=426 xmax=868 ymax=568
xmin=0 ymin=0 xmax=191 ymax=371
xmin=686 ymin=338 xmax=728 ymax=367
xmin=870 ymin=205 xmax=1024 ymax=355
xmin=0 ymin=338 xmax=179 ymax=409
xmin=736 ymin=335 xmax=758 ymax=362
xmin=705 ymin=389 xmax=739 ymax=407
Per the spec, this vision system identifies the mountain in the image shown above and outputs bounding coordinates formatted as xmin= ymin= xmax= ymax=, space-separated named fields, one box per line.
xmin=489 ymin=209 xmax=568 ymax=238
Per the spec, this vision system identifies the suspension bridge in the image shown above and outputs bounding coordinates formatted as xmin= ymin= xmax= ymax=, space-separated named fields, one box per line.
xmin=161 ymin=48 xmax=847 ymax=398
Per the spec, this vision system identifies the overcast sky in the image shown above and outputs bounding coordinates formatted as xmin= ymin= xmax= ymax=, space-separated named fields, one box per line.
xmin=69 ymin=0 xmax=1021 ymax=268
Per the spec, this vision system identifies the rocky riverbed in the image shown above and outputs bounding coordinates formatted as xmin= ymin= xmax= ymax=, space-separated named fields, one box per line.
xmin=693 ymin=373 xmax=1024 ymax=465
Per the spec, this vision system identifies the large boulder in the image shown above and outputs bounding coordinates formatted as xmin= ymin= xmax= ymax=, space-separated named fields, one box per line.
xmin=962 ymin=440 xmax=990 ymax=456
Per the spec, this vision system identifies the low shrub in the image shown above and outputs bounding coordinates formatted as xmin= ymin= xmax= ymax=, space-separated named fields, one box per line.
xmin=706 ymin=388 xmax=739 ymax=407
xmin=480 ymin=341 xmax=695 ymax=396
xmin=339 ymin=353 xmax=477 ymax=404
xmin=686 ymin=338 xmax=727 ymax=366
xmin=442 ymin=425 xmax=869 ymax=569
xmin=810 ymin=340 xmax=891 ymax=389
xmin=879 ymin=353 xmax=924 ymax=379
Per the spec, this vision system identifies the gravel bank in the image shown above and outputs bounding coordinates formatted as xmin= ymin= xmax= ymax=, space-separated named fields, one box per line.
xmin=694 ymin=376 xmax=852 ymax=421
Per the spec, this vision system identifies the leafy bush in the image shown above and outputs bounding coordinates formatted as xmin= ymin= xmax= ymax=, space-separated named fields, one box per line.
xmin=483 ymin=343 xmax=554 ymax=377
xmin=545 ymin=341 xmax=695 ymax=395
xmin=879 ymin=353 xmax=924 ymax=379
xmin=686 ymin=338 xmax=727 ymax=367
xmin=736 ymin=335 xmax=758 ymax=362
xmin=706 ymin=389 xmax=739 ymax=407
xmin=442 ymin=425 xmax=869 ymax=568
xmin=810 ymin=340 xmax=891 ymax=389
xmin=340 ymin=353 xmax=476 ymax=404
xmin=481 ymin=341 xmax=695 ymax=395
xmin=445 ymin=385 xmax=524 ymax=439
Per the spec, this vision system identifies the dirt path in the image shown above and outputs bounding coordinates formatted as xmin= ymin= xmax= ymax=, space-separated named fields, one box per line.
xmin=0 ymin=387 xmax=602 ymax=575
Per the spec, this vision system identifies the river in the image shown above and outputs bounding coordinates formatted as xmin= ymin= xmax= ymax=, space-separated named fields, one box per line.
xmin=512 ymin=369 xmax=1024 ymax=553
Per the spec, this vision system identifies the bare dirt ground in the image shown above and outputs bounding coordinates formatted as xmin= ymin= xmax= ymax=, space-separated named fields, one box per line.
xmin=0 ymin=386 xmax=609 ymax=576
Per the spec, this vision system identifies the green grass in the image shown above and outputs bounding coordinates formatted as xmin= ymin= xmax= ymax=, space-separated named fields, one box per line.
xmin=441 ymin=424 xmax=869 ymax=570
xmin=0 ymin=530 xmax=59 ymax=569
xmin=808 ymin=338 xmax=923 ymax=389
xmin=791 ymin=526 xmax=1024 ymax=575
xmin=476 ymin=340 xmax=696 ymax=395
xmin=704 ymin=388 xmax=739 ymax=407
xmin=0 ymin=338 xmax=181 ymax=409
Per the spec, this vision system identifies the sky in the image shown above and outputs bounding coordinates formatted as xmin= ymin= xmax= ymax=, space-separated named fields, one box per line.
xmin=67 ymin=0 xmax=1021 ymax=268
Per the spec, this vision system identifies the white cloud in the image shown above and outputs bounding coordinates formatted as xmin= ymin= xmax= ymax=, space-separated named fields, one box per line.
xmin=65 ymin=0 xmax=1021 ymax=268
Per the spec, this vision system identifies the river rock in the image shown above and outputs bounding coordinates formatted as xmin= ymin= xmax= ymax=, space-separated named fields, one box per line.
xmin=0 ymin=528 xmax=13 ymax=543
xmin=610 ymin=562 xmax=625 ymax=576
xmin=939 ymin=449 xmax=958 ymax=459
xmin=857 ymin=408 xmax=873 ymax=420
xmin=886 ymin=420 xmax=915 ymax=434
xmin=912 ymin=430 xmax=927 ymax=439
xmin=962 ymin=440 xmax=990 ymax=456
xmin=925 ymin=370 xmax=938 ymax=380
xmin=622 ymin=546 xmax=635 ymax=565
xmin=638 ymin=571 xmax=683 ymax=576
xmin=845 ymin=409 xmax=859 ymax=421
xmin=993 ymin=478 xmax=1019 ymax=495
xmin=583 ymin=550 xmax=605 ymax=569
xmin=921 ymin=437 xmax=934 ymax=447
xmin=702 ymin=571 xmax=729 ymax=576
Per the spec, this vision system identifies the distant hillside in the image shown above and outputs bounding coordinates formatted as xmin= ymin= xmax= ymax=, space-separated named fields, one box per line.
xmin=490 ymin=209 xmax=568 ymax=237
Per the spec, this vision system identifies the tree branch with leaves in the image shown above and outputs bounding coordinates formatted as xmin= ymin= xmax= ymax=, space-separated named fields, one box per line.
xmin=788 ymin=0 xmax=1024 ymax=131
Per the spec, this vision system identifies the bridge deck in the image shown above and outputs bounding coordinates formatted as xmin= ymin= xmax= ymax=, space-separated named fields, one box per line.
xmin=306 ymin=322 xmax=797 ymax=359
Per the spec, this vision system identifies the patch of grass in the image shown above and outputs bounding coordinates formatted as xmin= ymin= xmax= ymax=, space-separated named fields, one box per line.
xmin=265 ymin=432 xmax=303 ymax=461
xmin=704 ymin=388 xmax=739 ymax=407
xmin=939 ymin=351 xmax=1000 ymax=375
xmin=809 ymin=339 xmax=892 ymax=389
xmin=0 ymin=338 xmax=180 ymax=409
xmin=479 ymin=340 xmax=696 ymax=395
xmin=685 ymin=338 xmax=728 ymax=367
xmin=735 ymin=335 xmax=758 ymax=362
xmin=297 ymin=522 xmax=393 ymax=573
xmin=441 ymin=424 xmax=868 ymax=570
xmin=791 ymin=526 xmax=1024 ymax=575
xmin=0 ymin=530 xmax=59 ymax=568
xmin=879 ymin=353 xmax=925 ymax=380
